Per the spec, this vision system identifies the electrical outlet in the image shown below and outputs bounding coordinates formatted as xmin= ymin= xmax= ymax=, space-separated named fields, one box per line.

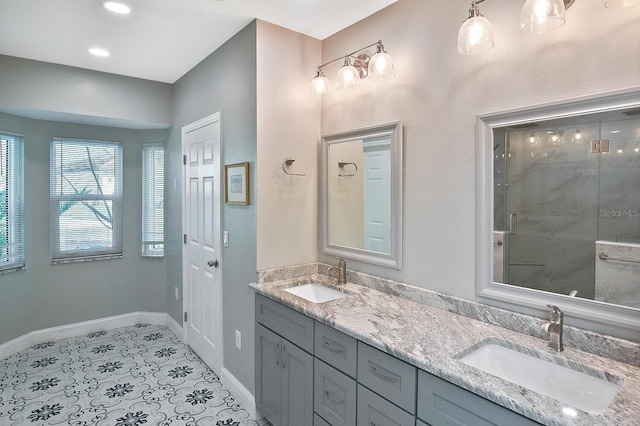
xmin=235 ymin=330 xmax=241 ymax=351
xmin=174 ymin=287 xmax=179 ymax=301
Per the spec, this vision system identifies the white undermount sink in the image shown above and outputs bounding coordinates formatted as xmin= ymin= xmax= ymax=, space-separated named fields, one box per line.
xmin=283 ymin=283 xmax=347 ymax=304
xmin=459 ymin=342 xmax=622 ymax=414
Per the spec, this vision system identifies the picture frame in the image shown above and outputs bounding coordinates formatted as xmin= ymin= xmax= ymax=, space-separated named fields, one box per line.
xmin=225 ymin=162 xmax=249 ymax=205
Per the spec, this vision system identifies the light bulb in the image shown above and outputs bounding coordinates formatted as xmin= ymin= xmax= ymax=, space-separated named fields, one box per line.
xmin=311 ymin=70 xmax=330 ymax=98
xmin=336 ymin=58 xmax=361 ymax=91
xmin=368 ymin=47 xmax=395 ymax=80
xmin=457 ymin=3 xmax=494 ymax=54
xmin=521 ymin=0 xmax=566 ymax=34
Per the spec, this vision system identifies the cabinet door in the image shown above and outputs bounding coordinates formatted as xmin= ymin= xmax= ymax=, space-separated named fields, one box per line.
xmin=256 ymin=324 xmax=282 ymax=426
xmin=417 ymin=371 xmax=540 ymax=426
xmin=282 ymin=338 xmax=314 ymax=426
xmin=314 ymin=359 xmax=357 ymax=426
xmin=357 ymin=385 xmax=415 ymax=426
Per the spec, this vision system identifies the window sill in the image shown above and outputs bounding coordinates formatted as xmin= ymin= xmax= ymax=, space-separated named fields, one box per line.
xmin=51 ymin=254 xmax=123 ymax=265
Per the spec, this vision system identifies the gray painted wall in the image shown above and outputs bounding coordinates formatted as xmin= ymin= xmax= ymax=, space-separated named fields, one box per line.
xmin=0 ymin=55 xmax=172 ymax=129
xmin=0 ymin=111 xmax=169 ymax=345
xmin=168 ymin=22 xmax=258 ymax=392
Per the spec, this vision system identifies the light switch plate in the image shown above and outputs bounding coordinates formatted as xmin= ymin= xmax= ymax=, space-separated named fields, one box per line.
xmin=223 ymin=231 xmax=229 ymax=247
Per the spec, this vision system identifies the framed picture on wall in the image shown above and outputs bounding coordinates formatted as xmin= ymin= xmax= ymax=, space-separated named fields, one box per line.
xmin=225 ymin=162 xmax=249 ymax=205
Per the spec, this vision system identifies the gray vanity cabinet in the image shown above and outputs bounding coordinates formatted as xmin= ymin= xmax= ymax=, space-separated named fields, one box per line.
xmin=417 ymin=370 xmax=540 ymax=426
xmin=255 ymin=295 xmax=314 ymax=426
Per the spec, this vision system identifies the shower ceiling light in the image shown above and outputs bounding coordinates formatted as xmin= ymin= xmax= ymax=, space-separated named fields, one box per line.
xmin=311 ymin=40 xmax=394 ymax=98
xmin=103 ymin=1 xmax=131 ymax=14
xmin=457 ymin=0 xmax=637 ymax=54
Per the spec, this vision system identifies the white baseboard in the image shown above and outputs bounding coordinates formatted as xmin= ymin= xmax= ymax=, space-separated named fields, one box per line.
xmin=0 ymin=312 xmax=178 ymax=360
xmin=165 ymin=313 xmax=183 ymax=338
xmin=220 ymin=367 xmax=257 ymax=420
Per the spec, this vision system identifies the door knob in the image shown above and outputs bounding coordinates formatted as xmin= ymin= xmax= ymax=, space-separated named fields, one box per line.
xmin=207 ymin=260 xmax=219 ymax=268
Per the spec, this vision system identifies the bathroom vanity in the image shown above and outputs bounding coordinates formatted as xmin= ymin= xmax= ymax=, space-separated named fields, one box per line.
xmin=251 ymin=269 xmax=640 ymax=426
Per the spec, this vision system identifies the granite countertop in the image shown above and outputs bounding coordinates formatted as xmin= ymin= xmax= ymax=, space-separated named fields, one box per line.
xmin=250 ymin=274 xmax=640 ymax=426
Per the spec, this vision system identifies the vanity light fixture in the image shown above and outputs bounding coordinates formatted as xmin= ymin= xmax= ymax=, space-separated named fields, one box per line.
xmin=458 ymin=0 xmax=637 ymax=54
xmin=311 ymin=40 xmax=394 ymax=97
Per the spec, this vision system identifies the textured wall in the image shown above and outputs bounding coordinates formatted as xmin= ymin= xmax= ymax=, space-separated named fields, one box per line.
xmin=319 ymin=0 xmax=640 ymax=314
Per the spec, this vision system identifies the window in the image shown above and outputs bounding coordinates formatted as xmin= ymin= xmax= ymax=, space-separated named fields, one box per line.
xmin=142 ymin=144 xmax=164 ymax=256
xmin=50 ymin=138 xmax=122 ymax=261
xmin=0 ymin=133 xmax=24 ymax=272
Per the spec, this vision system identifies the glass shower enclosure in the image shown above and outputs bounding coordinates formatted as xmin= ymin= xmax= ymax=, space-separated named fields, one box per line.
xmin=494 ymin=109 xmax=640 ymax=308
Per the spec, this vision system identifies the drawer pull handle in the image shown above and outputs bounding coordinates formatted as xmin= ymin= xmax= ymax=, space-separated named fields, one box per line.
xmin=324 ymin=390 xmax=345 ymax=405
xmin=370 ymin=364 xmax=400 ymax=384
xmin=275 ymin=342 xmax=280 ymax=367
xmin=282 ymin=345 xmax=285 ymax=369
xmin=323 ymin=338 xmax=346 ymax=355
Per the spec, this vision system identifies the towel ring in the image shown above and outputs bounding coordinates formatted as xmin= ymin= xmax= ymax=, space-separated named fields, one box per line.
xmin=282 ymin=157 xmax=306 ymax=176
xmin=338 ymin=161 xmax=357 ymax=177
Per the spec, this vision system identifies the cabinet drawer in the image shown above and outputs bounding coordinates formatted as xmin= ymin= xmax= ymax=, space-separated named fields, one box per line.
xmin=358 ymin=343 xmax=417 ymax=414
xmin=314 ymin=359 xmax=357 ymax=426
xmin=256 ymin=294 xmax=314 ymax=353
xmin=357 ymin=384 xmax=415 ymax=426
xmin=315 ymin=414 xmax=332 ymax=426
xmin=416 ymin=420 xmax=429 ymax=426
xmin=417 ymin=370 xmax=540 ymax=426
xmin=315 ymin=322 xmax=358 ymax=378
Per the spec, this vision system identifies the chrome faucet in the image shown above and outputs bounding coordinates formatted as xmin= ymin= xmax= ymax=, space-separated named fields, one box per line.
xmin=328 ymin=257 xmax=347 ymax=285
xmin=541 ymin=305 xmax=564 ymax=352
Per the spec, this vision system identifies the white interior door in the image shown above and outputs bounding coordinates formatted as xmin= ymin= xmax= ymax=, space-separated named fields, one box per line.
xmin=182 ymin=113 xmax=222 ymax=374
xmin=364 ymin=142 xmax=391 ymax=253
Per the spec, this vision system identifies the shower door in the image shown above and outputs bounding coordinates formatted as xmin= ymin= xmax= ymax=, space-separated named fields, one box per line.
xmin=503 ymin=124 xmax=600 ymax=299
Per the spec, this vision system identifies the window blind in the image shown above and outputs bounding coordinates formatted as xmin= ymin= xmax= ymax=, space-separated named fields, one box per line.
xmin=0 ymin=133 xmax=24 ymax=271
xmin=142 ymin=144 xmax=164 ymax=256
xmin=50 ymin=138 xmax=123 ymax=261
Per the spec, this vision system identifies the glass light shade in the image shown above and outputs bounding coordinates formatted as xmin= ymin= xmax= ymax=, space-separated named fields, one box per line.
xmin=457 ymin=16 xmax=495 ymax=54
xmin=521 ymin=0 xmax=566 ymax=34
xmin=368 ymin=51 xmax=395 ymax=80
xmin=336 ymin=63 xmax=361 ymax=91
xmin=311 ymin=73 xmax=331 ymax=98
xmin=605 ymin=0 xmax=640 ymax=7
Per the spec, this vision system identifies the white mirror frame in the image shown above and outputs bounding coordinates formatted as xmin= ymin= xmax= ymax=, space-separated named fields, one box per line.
xmin=477 ymin=87 xmax=640 ymax=341
xmin=322 ymin=121 xmax=403 ymax=269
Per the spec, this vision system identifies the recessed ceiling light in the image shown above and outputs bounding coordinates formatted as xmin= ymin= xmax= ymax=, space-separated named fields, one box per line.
xmin=89 ymin=48 xmax=110 ymax=57
xmin=103 ymin=1 xmax=131 ymax=14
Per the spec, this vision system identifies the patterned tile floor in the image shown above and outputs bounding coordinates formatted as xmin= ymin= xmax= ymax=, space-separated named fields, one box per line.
xmin=0 ymin=324 xmax=268 ymax=426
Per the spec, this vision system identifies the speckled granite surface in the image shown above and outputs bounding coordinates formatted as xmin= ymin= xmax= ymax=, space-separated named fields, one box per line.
xmin=252 ymin=264 xmax=640 ymax=426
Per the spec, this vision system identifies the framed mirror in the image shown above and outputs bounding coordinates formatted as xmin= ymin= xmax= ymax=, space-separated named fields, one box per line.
xmin=322 ymin=121 xmax=403 ymax=269
xmin=477 ymin=88 xmax=640 ymax=340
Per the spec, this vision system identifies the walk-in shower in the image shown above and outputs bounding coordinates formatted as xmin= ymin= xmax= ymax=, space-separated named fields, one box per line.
xmin=493 ymin=108 xmax=640 ymax=309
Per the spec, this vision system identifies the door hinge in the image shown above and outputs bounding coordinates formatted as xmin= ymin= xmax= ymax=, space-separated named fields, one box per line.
xmin=183 ymin=234 xmax=187 ymax=244
xmin=590 ymin=140 xmax=610 ymax=153
xmin=183 ymin=154 xmax=187 ymax=165
xmin=184 ymin=312 xmax=187 ymax=322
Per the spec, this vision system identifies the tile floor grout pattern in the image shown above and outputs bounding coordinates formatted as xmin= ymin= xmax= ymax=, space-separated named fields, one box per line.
xmin=0 ymin=324 xmax=270 ymax=425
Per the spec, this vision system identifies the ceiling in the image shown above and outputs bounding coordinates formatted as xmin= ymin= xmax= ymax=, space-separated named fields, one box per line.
xmin=0 ymin=0 xmax=397 ymax=84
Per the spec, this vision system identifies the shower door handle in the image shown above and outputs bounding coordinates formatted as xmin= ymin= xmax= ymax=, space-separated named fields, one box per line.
xmin=509 ymin=213 xmax=517 ymax=235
